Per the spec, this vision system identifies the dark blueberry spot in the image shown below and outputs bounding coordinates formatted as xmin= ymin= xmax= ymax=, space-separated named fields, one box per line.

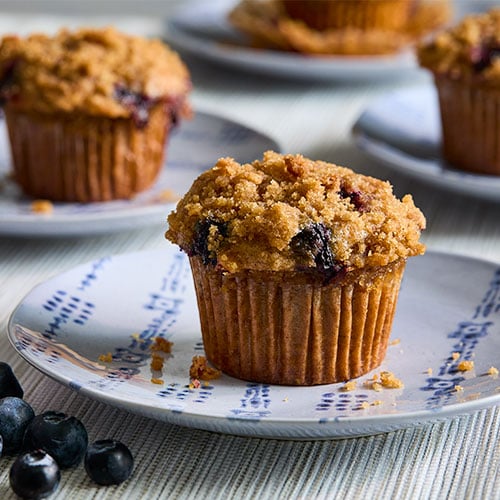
xmin=190 ymin=217 xmax=228 ymax=266
xmin=9 ymin=450 xmax=61 ymax=499
xmin=291 ymin=223 xmax=346 ymax=283
xmin=114 ymin=84 xmax=156 ymax=128
xmin=85 ymin=439 xmax=134 ymax=486
xmin=0 ymin=59 xmax=18 ymax=105
xmin=339 ymin=186 xmax=365 ymax=212
xmin=23 ymin=411 xmax=88 ymax=469
xmin=471 ymin=43 xmax=500 ymax=72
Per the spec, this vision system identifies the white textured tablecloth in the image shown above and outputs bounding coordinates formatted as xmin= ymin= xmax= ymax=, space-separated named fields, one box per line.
xmin=0 ymin=5 xmax=499 ymax=499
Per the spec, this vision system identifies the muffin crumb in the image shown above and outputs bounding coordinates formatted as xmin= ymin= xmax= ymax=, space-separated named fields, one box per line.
xmin=486 ymin=366 xmax=499 ymax=376
xmin=454 ymin=385 xmax=464 ymax=392
xmin=31 ymin=199 xmax=53 ymax=214
xmin=98 ymin=352 xmax=113 ymax=363
xmin=457 ymin=360 xmax=474 ymax=372
xmin=189 ymin=355 xmax=221 ymax=381
xmin=151 ymin=378 xmax=164 ymax=385
xmin=340 ymin=380 xmax=357 ymax=392
xmin=150 ymin=337 xmax=173 ymax=353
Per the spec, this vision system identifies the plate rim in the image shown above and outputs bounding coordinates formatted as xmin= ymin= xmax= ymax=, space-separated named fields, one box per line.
xmin=164 ymin=2 xmax=419 ymax=81
xmin=352 ymin=85 xmax=500 ymax=202
xmin=7 ymin=248 xmax=500 ymax=439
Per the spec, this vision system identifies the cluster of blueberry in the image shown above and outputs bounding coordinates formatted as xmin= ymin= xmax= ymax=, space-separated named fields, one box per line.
xmin=0 ymin=362 xmax=134 ymax=499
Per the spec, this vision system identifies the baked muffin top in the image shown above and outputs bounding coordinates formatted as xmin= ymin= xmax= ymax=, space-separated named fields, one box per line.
xmin=418 ymin=8 xmax=500 ymax=85
xmin=0 ymin=26 xmax=191 ymax=121
xmin=166 ymin=151 xmax=426 ymax=276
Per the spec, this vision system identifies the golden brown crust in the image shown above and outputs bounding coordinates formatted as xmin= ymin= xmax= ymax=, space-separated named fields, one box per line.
xmin=0 ymin=26 xmax=191 ymax=117
xmin=418 ymin=8 xmax=500 ymax=85
xmin=166 ymin=151 xmax=426 ymax=274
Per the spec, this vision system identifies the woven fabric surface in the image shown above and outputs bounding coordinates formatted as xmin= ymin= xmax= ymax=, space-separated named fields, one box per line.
xmin=0 ymin=5 xmax=499 ymax=499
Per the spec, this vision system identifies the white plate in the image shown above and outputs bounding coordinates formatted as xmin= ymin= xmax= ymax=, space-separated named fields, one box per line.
xmin=0 ymin=111 xmax=279 ymax=237
xmin=352 ymin=85 xmax=500 ymax=202
xmin=8 ymin=246 xmax=500 ymax=439
xmin=164 ymin=0 xmax=420 ymax=82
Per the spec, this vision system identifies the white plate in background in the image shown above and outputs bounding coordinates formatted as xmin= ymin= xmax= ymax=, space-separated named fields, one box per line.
xmin=8 ymin=246 xmax=500 ymax=439
xmin=0 ymin=111 xmax=279 ymax=237
xmin=353 ymin=85 xmax=500 ymax=202
xmin=164 ymin=0 xmax=420 ymax=82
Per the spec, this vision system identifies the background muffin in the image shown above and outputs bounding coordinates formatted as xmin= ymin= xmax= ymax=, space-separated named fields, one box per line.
xmin=280 ymin=0 xmax=412 ymax=32
xmin=418 ymin=9 xmax=500 ymax=176
xmin=166 ymin=152 xmax=426 ymax=386
xmin=229 ymin=0 xmax=451 ymax=55
xmin=0 ymin=27 xmax=191 ymax=202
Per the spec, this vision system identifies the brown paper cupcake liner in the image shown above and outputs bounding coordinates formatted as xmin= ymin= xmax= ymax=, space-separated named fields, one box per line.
xmin=4 ymin=103 xmax=170 ymax=202
xmin=281 ymin=0 xmax=411 ymax=32
xmin=435 ymin=76 xmax=500 ymax=176
xmin=190 ymin=256 xmax=406 ymax=386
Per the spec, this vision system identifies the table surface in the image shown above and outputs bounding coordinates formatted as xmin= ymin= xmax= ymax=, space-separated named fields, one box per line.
xmin=0 ymin=3 xmax=499 ymax=499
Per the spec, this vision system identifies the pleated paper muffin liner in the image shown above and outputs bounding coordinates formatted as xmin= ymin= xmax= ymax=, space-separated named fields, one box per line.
xmin=435 ymin=76 xmax=500 ymax=176
xmin=5 ymin=103 xmax=170 ymax=202
xmin=281 ymin=0 xmax=411 ymax=32
xmin=190 ymin=256 xmax=406 ymax=386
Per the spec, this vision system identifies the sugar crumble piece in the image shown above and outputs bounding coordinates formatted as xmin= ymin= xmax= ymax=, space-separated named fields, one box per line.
xmin=340 ymin=380 xmax=356 ymax=392
xmin=451 ymin=352 xmax=460 ymax=361
xmin=150 ymin=337 xmax=173 ymax=353
xmin=150 ymin=353 xmax=164 ymax=371
xmin=363 ymin=380 xmax=383 ymax=392
xmin=389 ymin=338 xmax=401 ymax=346
xmin=98 ymin=352 xmax=113 ymax=363
xmin=454 ymin=385 xmax=464 ymax=392
xmin=379 ymin=371 xmax=404 ymax=389
xmin=359 ymin=401 xmax=370 ymax=410
xmin=31 ymin=199 xmax=53 ymax=214
xmin=457 ymin=360 xmax=474 ymax=372
xmin=151 ymin=378 xmax=164 ymax=385
xmin=282 ymin=396 xmax=289 ymax=403
xmin=486 ymin=366 xmax=499 ymax=376
xmin=372 ymin=400 xmax=383 ymax=406
xmin=425 ymin=368 xmax=433 ymax=375
xmin=189 ymin=355 xmax=221 ymax=381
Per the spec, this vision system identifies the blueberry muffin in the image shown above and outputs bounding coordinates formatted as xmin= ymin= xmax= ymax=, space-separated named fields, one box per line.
xmin=0 ymin=27 xmax=191 ymax=202
xmin=418 ymin=9 xmax=500 ymax=175
xmin=229 ymin=0 xmax=451 ymax=56
xmin=166 ymin=152 xmax=426 ymax=386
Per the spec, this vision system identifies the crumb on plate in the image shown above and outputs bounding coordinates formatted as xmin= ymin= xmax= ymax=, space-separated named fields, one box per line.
xmin=454 ymin=385 xmax=464 ymax=392
xmin=31 ymin=199 xmax=53 ymax=214
xmin=487 ymin=366 xmax=499 ymax=376
xmin=150 ymin=353 xmax=164 ymax=371
xmin=389 ymin=338 xmax=401 ymax=346
xmin=189 ymin=355 xmax=221 ymax=381
xmin=452 ymin=352 xmax=461 ymax=361
xmin=340 ymin=380 xmax=356 ymax=392
xmin=457 ymin=360 xmax=474 ymax=372
xmin=150 ymin=337 xmax=173 ymax=353
xmin=151 ymin=378 xmax=164 ymax=385
xmin=98 ymin=352 xmax=113 ymax=363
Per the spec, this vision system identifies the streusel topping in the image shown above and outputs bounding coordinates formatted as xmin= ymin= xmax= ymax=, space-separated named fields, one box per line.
xmin=0 ymin=26 xmax=191 ymax=118
xmin=418 ymin=8 xmax=500 ymax=85
xmin=166 ymin=151 xmax=425 ymax=274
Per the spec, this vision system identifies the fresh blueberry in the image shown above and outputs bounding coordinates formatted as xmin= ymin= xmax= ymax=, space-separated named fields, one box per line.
xmin=0 ymin=361 xmax=24 ymax=399
xmin=85 ymin=439 xmax=134 ymax=486
xmin=23 ymin=411 xmax=88 ymax=469
xmin=9 ymin=450 xmax=60 ymax=499
xmin=0 ymin=397 xmax=35 ymax=454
